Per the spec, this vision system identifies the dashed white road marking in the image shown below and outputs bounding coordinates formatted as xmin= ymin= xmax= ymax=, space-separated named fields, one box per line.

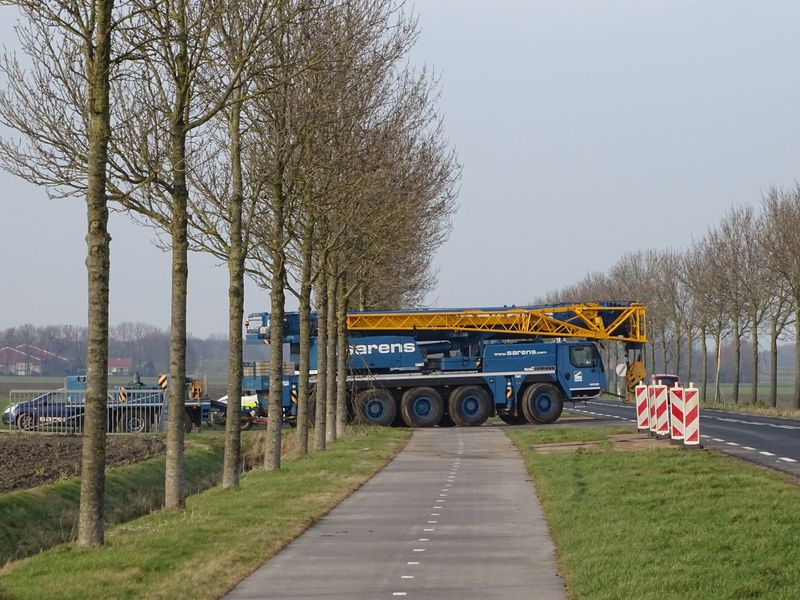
xmin=393 ymin=593 xmax=407 ymax=596
xmin=742 ymin=446 xmax=756 ymax=451
xmin=779 ymin=457 xmax=797 ymax=463
xmin=726 ymin=442 xmax=739 ymax=446
xmin=760 ymin=451 xmax=775 ymax=457
xmin=413 ymin=548 xmax=426 ymax=552
xmin=431 ymin=513 xmax=439 ymax=516
xmin=427 ymin=520 xmax=437 ymax=524
xmin=401 ymin=575 xmax=414 ymax=579
xmin=712 ymin=438 xmax=724 ymax=442
xmin=407 ymin=562 xmax=419 ymax=565
xmin=419 ymin=538 xmax=429 ymax=541
xmin=423 ymin=528 xmax=434 ymax=532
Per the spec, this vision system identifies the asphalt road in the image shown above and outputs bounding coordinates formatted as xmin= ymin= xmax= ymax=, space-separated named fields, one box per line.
xmin=225 ymin=427 xmax=566 ymax=600
xmin=570 ymin=398 xmax=800 ymax=477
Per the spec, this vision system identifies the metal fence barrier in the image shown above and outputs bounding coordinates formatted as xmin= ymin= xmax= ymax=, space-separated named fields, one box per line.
xmin=3 ymin=388 xmax=168 ymax=435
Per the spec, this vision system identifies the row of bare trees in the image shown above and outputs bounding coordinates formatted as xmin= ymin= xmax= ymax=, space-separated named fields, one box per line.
xmin=0 ymin=0 xmax=457 ymax=547
xmin=543 ymin=188 xmax=800 ymax=409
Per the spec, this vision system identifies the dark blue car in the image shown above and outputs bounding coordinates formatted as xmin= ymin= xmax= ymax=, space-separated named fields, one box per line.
xmin=2 ymin=391 xmax=84 ymax=430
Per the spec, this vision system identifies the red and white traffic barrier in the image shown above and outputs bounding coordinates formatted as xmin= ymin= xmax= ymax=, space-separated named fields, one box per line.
xmin=647 ymin=384 xmax=657 ymax=435
xmin=635 ymin=384 xmax=649 ymax=431
xmin=683 ymin=383 xmax=700 ymax=446
xmin=669 ymin=385 xmax=684 ymax=441
xmin=654 ymin=384 xmax=669 ymax=437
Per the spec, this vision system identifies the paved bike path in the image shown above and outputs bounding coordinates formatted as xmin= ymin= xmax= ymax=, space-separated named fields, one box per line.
xmin=225 ymin=427 xmax=565 ymax=599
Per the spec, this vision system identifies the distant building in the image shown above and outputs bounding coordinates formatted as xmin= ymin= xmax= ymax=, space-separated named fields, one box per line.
xmin=0 ymin=347 xmax=42 ymax=376
xmin=108 ymin=357 xmax=133 ymax=376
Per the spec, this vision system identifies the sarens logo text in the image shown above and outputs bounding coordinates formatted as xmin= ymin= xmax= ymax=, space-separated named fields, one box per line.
xmin=348 ymin=342 xmax=416 ymax=355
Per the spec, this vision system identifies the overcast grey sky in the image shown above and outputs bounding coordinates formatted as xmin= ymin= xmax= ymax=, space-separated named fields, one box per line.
xmin=2 ymin=1 xmax=800 ymax=337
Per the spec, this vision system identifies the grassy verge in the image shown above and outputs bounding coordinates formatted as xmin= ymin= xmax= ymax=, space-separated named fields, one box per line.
xmin=701 ymin=400 xmax=800 ymax=420
xmin=0 ymin=432 xmax=234 ymax=564
xmin=0 ymin=426 xmax=409 ymax=600
xmin=507 ymin=426 xmax=800 ymax=599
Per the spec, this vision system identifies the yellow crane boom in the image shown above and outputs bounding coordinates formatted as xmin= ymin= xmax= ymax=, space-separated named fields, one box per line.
xmin=346 ymin=302 xmax=647 ymax=343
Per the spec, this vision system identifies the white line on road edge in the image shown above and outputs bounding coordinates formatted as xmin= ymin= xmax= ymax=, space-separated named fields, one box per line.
xmin=393 ymin=593 xmax=407 ymax=596
xmin=712 ymin=438 xmax=724 ymax=442
xmin=726 ymin=442 xmax=739 ymax=446
xmin=760 ymin=451 xmax=775 ymax=456
xmin=407 ymin=562 xmax=419 ymax=565
xmin=401 ymin=575 xmax=414 ymax=579
xmin=423 ymin=528 xmax=434 ymax=532
xmin=413 ymin=548 xmax=426 ymax=552
xmin=779 ymin=457 xmax=797 ymax=463
xmin=743 ymin=446 xmax=756 ymax=451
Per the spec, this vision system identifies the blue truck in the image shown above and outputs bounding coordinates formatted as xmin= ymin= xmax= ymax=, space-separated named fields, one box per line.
xmin=241 ymin=302 xmax=647 ymax=427
xmin=2 ymin=374 xmax=224 ymax=433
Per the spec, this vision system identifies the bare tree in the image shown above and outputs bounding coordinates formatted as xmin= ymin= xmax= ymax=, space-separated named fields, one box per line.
xmin=0 ymin=0 xmax=120 ymax=545
xmin=761 ymin=185 xmax=800 ymax=408
xmin=183 ymin=0 xmax=277 ymax=487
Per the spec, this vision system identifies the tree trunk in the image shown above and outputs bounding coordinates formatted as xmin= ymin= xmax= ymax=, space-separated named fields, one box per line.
xmin=164 ymin=0 xmax=190 ymax=512
xmin=325 ymin=272 xmax=337 ymax=443
xmin=78 ymin=0 xmax=114 ymax=547
xmin=732 ymin=319 xmax=741 ymax=404
xmin=358 ymin=284 xmax=367 ymax=311
xmin=687 ymin=330 xmax=694 ymax=385
xmin=222 ymin=94 xmax=244 ymax=488
xmin=714 ymin=332 xmax=722 ymax=404
xmin=770 ymin=318 xmax=778 ymax=408
xmin=296 ymin=220 xmax=314 ymax=457
xmin=700 ymin=327 xmax=708 ymax=402
xmin=265 ymin=177 xmax=286 ymax=470
xmin=314 ymin=279 xmax=327 ymax=451
xmin=750 ymin=311 xmax=758 ymax=405
xmin=794 ymin=305 xmax=800 ymax=409
xmin=336 ymin=277 xmax=348 ymax=436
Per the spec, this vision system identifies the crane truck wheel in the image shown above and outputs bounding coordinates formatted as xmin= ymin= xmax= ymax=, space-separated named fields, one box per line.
xmin=521 ymin=384 xmax=564 ymax=424
xmin=353 ymin=388 xmax=396 ymax=427
xmin=400 ymin=387 xmax=444 ymax=428
xmin=448 ymin=385 xmax=491 ymax=427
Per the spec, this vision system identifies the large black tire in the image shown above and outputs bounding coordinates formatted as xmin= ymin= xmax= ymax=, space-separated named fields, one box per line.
xmin=400 ymin=387 xmax=444 ymax=428
xmin=183 ymin=410 xmax=194 ymax=433
xmin=521 ymin=383 xmax=564 ymax=424
xmin=117 ymin=408 xmax=150 ymax=433
xmin=353 ymin=388 xmax=396 ymax=426
xmin=239 ymin=413 xmax=254 ymax=431
xmin=448 ymin=385 xmax=491 ymax=427
xmin=498 ymin=412 xmax=527 ymax=425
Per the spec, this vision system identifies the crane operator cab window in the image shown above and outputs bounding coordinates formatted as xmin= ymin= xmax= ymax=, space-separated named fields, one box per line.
xmin=569 ymin=345 xmax=598 ymax=369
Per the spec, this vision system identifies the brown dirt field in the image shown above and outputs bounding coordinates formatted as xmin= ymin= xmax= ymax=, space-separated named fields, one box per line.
xmin=0 ymin=434 xmax=165 ymax=493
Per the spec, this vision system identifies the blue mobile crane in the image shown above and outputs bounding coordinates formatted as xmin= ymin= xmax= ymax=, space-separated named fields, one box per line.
xmin=240 ymin=301 xmax=647 ymax=427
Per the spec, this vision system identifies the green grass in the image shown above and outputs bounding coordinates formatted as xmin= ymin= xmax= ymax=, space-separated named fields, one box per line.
xmin=0 ymin=426 xmax=409 ymax=600
xmin=508 ymin=427 xmax=800 ymax=599
xmin=0 ymin=432 xmax=235 ymax=564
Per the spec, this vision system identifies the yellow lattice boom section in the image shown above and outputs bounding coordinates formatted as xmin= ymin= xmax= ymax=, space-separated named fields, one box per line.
xmin=346 ymin=302 xmax=647 ymax=343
